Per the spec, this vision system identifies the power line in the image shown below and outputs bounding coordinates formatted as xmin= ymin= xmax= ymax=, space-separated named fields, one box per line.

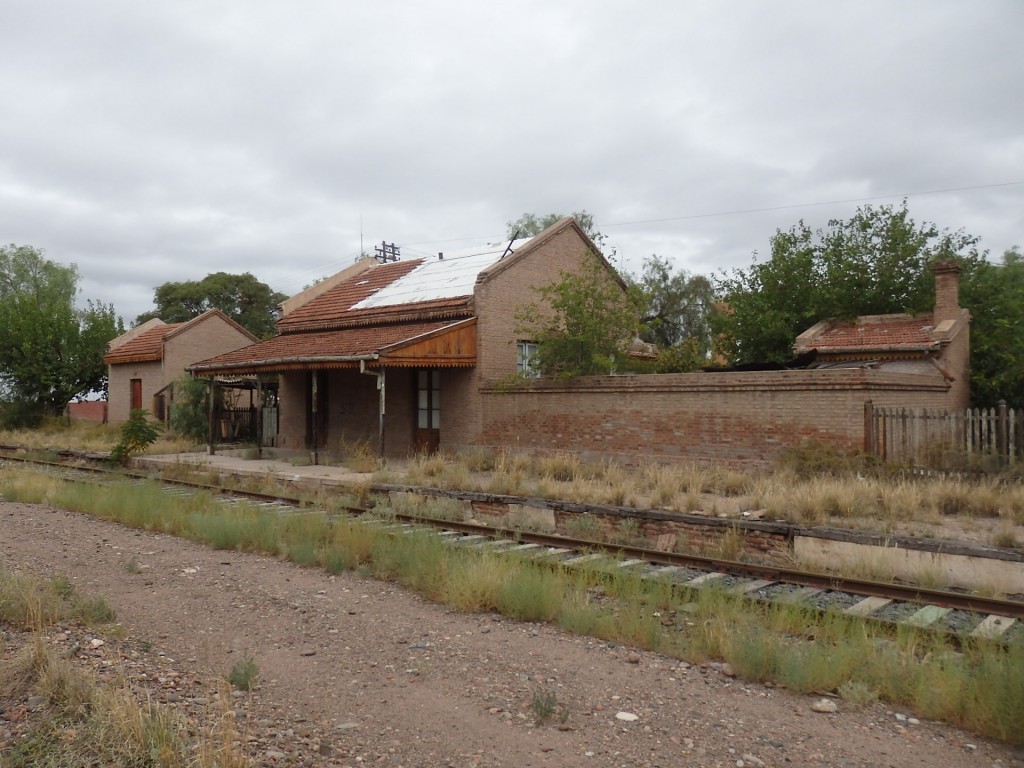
xmin=599 ymin=180 xmax=1024 ymax=229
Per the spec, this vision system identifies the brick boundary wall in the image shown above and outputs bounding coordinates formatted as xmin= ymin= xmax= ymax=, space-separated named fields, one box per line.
xmin=475 ymin=369 xmax=954 ymax=469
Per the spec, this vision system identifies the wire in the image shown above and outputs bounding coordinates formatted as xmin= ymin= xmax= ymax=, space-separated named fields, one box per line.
xmin=599 ymin=181 xmax=1024 ymax=229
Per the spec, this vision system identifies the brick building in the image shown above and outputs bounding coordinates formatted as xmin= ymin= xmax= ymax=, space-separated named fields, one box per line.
xmin=189 ymin=217 xmax=609 ymax=457
xmin=793 ymin=259 xmax=970 ymax=408
xmin=189 ymin=221 xmax=971 ymax=468
xmin=105 ymin=310 xmax=257 ymax=423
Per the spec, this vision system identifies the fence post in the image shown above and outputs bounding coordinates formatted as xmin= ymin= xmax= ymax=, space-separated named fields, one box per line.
xmin=998 ymin=399 xmax=1009 ymax=466
xmin=863 ymin=400 xmax=874 ymax=455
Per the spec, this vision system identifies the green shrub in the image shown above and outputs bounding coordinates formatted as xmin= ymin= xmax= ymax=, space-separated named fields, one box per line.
xmin=227 ymin=657 xmax=259 ymax=691
xmin=110 ymin=410 xmax=161 ymax=465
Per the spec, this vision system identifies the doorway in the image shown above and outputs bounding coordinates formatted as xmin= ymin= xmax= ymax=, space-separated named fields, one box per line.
xmin=414 ymin=369 xmax=440 ymax=453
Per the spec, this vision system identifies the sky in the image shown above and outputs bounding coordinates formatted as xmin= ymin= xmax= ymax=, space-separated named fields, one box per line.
xmin=2 ymin=1 xmax=1022 ymax=325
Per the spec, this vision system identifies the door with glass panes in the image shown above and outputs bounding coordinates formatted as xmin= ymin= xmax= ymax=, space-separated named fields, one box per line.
xmin=414 ymin=369 xmax=440 ymax=453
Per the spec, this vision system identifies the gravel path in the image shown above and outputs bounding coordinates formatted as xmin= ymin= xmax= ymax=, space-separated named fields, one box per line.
xmin=1 ymin=501 xmax=1020 ymax=768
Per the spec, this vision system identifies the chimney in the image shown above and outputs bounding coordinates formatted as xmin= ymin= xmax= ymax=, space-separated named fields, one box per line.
xmin=932 ymin=259 xmax=961 ymax=325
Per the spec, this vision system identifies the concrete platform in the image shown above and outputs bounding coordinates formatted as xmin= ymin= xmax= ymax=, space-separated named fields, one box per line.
xmin=136 ymin=450 xmax=379 ymax=489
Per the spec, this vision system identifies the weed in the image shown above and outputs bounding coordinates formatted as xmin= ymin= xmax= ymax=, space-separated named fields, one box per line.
xmin=227 ymin=656 xmax=259 ymax=691
xmin=717 ymin=525 xmax=746 ymax=561
xmin=991 ymin=523 xmax=1020 ymax=549
xmin=612 ymin=516 xmax=642 ymax=545
xmin=838 ymin=680 xmax=880 ymax=708
xmin=75 ymin=596 xmax=117 ymax=626
xmin=109 ymin=409 xmax=162 ymax=466
xmin=530 ymin=688 xmax=560 ymax=725
xmin=124 ymin=557 xmax=142 ymax=574
xmin=564 ymin=513 xmax=603 ymax=541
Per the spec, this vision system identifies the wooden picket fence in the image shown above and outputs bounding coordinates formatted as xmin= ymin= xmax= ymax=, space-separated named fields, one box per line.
xmin=864 ymin=400 xmax=1023 ymax=471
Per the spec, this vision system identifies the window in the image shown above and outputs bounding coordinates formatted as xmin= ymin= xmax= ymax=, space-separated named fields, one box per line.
xmin=516 ymin=341 xmax=540 ymax=378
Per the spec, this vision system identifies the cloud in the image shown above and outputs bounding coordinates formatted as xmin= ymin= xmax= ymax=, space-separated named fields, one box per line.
xmin=1 ymin=0 xmax=1021 ymax=324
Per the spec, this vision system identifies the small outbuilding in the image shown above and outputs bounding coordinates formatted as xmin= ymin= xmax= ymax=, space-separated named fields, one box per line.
xmin=793 ymin=259 xmax=970 ymax=408
xmin=104 ymin=309 xmax=258 ymax=423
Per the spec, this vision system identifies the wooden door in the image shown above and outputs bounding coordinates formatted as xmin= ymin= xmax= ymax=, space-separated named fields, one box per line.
xmin=414 ymin=369 xmax=440 ymax=453
xmin=130 ymin=379 xmax=142 ymax=411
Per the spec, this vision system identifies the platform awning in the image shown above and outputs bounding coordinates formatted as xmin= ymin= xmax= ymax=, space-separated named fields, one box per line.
xmin=188 ymin=318 xmax=477 ymax=375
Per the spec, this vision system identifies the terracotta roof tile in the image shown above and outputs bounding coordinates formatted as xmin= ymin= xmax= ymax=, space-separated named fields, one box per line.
xmin=278 ymin=260 xmax=425 ymax=329
xmin=189 ymin=321 xmax=456 ymax=373
xmin=799 ymin=314 xmax=938 ymax=354
xmin=104 ymin=323 xmax=184 ymax=364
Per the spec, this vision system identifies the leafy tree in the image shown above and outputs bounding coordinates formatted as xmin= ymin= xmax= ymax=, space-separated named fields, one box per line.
xmin=506 ymin=210 xmax=606 ymax=248
xmin=515 ymin=251 xmax=638 ymax=378
xmin=136 ymin=272 xmax=286 ymax=339
xmin=0 ymin=244 xmax=123 ymax=423
xmin=169 ymin=375 xmax=213 ymax=442
xmin=713 ymin=202 xmax=984 ymax=365
xmin=961 ymin=248 xmax=1024 ymax=407
xmin=630 ymin=255 xmax=716 ymax=371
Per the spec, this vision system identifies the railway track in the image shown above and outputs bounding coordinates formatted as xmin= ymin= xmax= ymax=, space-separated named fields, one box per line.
xmin=2 ymin=450 xmax=1022 ymax=644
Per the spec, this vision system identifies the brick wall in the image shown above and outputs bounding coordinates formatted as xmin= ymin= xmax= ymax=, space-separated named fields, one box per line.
xmin=277 ymin=371 xmax=307 ymax=449
xmin=67 ymin=401 xmax=108 ymax=422
xmin=477 ymin=369 xmax=953 ymax=468
xmin=107 ymin=360 xmax=163 ymax=423
xmin=164 ymin=317 xmax=254 ymax=391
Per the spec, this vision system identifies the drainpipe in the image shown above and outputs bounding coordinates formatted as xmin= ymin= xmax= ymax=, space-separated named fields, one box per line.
xmin=360 ymin=359 xmax=386 ymax=459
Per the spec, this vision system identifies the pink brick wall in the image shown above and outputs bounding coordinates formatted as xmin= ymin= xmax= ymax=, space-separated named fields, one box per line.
xmin=67 ymin=401 xmax=108 ymax=422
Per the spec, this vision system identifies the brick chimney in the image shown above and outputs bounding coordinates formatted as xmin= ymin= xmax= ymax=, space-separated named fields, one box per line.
xmin=932 ymin=259 xmax=961 ymax=325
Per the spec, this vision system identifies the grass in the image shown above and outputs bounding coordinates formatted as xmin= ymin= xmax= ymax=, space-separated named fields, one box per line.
xmin=0 ymin=569 xmax=249 ymax=767
xmin=4 ymin=460 xmax=1024 ymax=744
xmin=228 ymin=656 xmax=259 ymax=691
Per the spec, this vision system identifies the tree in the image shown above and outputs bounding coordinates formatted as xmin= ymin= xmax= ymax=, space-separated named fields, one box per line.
xmin=136 ymin=272 xmax=286 ymax=339
xmin=515 ymin=251 xmax=638 ymax=379
xmin=713 ymin=202 xmax=984 ymax=365
xmin=0 ymin=244 xmax=123 ymax=423
xmin=505 ymin=210 xmax=606 ymax=248
xmin=961 ymin=248 xmax=1024 ymax=407
xmin=630 ymin=255 xmax=716 ymax=371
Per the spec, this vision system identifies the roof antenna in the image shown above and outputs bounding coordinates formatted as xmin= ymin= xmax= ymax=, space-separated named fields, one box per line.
xmin=502 ymin=229 xmax=520 ymax=259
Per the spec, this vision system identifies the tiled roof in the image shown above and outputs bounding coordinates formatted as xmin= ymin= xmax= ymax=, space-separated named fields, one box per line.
xmin=189 ymin=320 xmax=458 ymax=373
xmin=104 ymin=323 xmax=183 ymax=364
xmin=279 ymin=260 xmax=424 ymax=329
xmin=277 ymin=241 xmax=530 ymax=332
xmin=796 ymin=313 xmax=940 ymax=355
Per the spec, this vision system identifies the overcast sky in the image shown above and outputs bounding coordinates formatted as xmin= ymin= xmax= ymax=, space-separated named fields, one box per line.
xmin=3 ymin=1 xmax=1022 ymax=325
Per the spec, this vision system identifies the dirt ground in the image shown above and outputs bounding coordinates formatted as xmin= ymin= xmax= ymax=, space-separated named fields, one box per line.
xmin=1 ymin=500 xmax=1021 ymax=768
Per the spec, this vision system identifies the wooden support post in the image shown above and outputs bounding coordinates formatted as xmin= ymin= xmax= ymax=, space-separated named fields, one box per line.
xmin=207 ymin=378 xmax=216 ymax=456
xmin=256 ymin=378 xmax=264 ymax=460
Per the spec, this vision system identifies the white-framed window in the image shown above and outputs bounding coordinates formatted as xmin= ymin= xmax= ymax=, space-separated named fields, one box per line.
xmin=516 ymin=341 xmax=540 ymax=377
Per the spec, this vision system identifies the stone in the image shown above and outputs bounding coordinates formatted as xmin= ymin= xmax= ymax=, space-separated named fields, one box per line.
xmin=811 ymin=698 xmax=838 ymax=714
xmin=626 ymin=652 xmax=641 ymax=664
xmin=720 ymin=663 xmax=736 ymax=677
xmin=615 ymin=711 xmax=639 ymax=722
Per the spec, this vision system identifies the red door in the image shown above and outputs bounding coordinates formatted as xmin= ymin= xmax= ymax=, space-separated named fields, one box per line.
xmin=130 ymin=379 xmax=143 ymax=412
